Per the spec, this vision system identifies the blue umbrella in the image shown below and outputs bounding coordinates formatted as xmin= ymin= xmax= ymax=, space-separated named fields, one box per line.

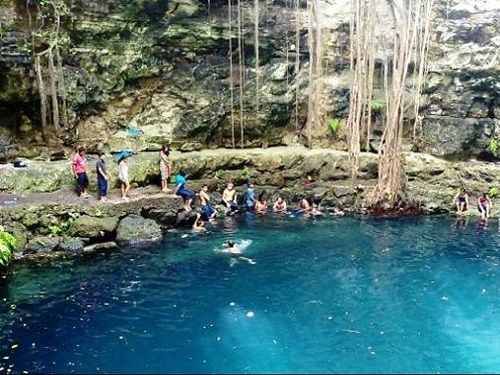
xmin=111 ymin=150 xmax=136 ymax=161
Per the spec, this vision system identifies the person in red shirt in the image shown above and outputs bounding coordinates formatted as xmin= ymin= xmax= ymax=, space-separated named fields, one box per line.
xmin=72 ymin=147 xmax=89 ymax=198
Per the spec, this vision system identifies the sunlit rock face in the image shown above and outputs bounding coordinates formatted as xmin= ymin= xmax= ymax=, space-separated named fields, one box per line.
xmin=0 ymin=0 xmax=498 ymax=161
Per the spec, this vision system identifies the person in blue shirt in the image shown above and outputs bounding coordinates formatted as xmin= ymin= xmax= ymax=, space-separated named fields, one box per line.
xmin=174 ymin=170 xmax=195 ymax=211
xmin=244 ymin=183 xmax=257 ymax=210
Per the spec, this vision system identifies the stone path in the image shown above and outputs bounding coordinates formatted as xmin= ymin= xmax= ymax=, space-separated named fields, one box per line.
xmin=0 ymin=185 xmax=181 ymax=208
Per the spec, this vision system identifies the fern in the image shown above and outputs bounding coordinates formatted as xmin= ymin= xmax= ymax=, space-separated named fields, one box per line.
xmin=0 ymin=228 xmax=17 ymax=267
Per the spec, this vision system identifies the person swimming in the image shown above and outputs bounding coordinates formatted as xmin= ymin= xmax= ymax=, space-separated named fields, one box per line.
xmin=192 ymin=213 xmax=207 ymax=233
xmin=222 ymin=240 xmax=255 ymax=265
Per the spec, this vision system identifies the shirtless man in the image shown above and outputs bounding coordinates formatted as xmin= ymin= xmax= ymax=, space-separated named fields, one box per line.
xmin=273 ymin=196 xmax=287 ymax=213
xmin=222 ymin=183 xmax=239 ymax=211
xmin=299 ymin=198 xmax=311 ymax=213
xmin=199 ymin=185 xmax=216 ymax=221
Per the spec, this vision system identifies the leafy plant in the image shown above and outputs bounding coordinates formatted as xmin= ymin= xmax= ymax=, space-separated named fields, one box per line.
xmin=0 ymin=227 xmax=18 ymax=267
xmin=213 ymin=169 xmax=225 ymax=180
xmin=487 ymin=138 xmax=499 ymax=156
xmin=241 ymin=166 xmax=252 ymax=179
xmin=370 ymin=98 xmax=385 ymax=111
xmin=48 ymin=225 xmax=63 ymax=236
xmin=327 ymin=118 xmax=342 ymax=135
xmin=488 ymin=187 xmax=498 ymax=198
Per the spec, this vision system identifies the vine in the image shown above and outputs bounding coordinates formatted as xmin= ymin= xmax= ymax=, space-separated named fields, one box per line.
xmin=27 ymin=0 xmax=71 ymax=134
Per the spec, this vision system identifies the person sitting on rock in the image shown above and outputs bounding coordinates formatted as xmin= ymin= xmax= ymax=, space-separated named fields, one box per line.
xmin=477 ymin=192 xmax=491 ymax=220
xmin=273 ymin=196 xmax=287 ymax=213
xmin=174 ymin=170 xmax=195 ymax=211
xmin=453 ymin=188 xmax=469 ymax=216
xmin=192 ymin=213 xmax=207 ymax=233
xmin=299 ymin=197 xmax=311 ymax=213
xmin=222 ymin=182 xmax=239 ymax=211
xmin=199 ymin=185 xmax=216 ymax=221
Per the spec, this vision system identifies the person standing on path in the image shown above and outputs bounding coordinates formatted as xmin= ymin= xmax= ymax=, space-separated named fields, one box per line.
xmin=96 ymin=152 xmax=109 ymax=202
xmin=72 ymin=147 xmax=89 ymax=198
xmin=159 ymin=144 xmax=172 ymax=192
xmin=119 ymin=156 xmax=131 ymax=201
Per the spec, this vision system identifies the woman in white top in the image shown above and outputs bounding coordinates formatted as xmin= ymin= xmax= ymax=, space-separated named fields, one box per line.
xmin=119 ymin=156 xmax=130 ymax=200
xmin=159 ymin=144 xmax=171 ymax=192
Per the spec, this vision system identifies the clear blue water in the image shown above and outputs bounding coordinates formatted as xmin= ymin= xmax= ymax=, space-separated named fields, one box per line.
xmin=1 ymin=215 xmax=500 ymax=374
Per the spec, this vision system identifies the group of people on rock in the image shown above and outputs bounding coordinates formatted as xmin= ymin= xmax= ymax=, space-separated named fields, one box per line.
xmin=452 ymin=187 xmax=492 ymax=220
xmin=72 ymin=146 xmax=494 ymax=222
xmin=72 ymin=147 xmax=132 ymax=202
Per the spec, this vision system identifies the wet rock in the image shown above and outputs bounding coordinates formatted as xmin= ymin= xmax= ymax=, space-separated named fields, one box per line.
xmin=24 ymin=236 xmax=60 ymax=254
xmin=68 ymin=215 xmax=119 ymax=240
xmin=116 ymin=215 xmax=163 ymax=248
xmin=58 ymin=237 xmax=85 ymax=253
xmin=175 ymin=210 xmax=198 ymax=228
xmin=83 ymin=241 xmax=119 ymax=253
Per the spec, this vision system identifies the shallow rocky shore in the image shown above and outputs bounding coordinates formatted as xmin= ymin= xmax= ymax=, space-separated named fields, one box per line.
xmin=1 ymin=147 xmax=499 ymax=261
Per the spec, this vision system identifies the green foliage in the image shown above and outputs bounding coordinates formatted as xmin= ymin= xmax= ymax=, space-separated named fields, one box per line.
xmin=213 ymin=169 xmax=225 ymax=180
xmin=370 ymin=98 xmax=385 ymax=111
xmin=241 ymin=166 xmax=252 ymax=179
xmin=327 ymin=118 xmax=342 ymax=135
xmin=488 ymin=187 xmax=498 ymax=198
xmin=48 ymin=225 xmax=63 ymax=236
xmin=487 ymin=138 xmax=499 ymax=156
xmin=0 ymin=227 xmax=18 ymax=267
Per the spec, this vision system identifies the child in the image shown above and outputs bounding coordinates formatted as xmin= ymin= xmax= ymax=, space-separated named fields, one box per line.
xmin=96 ymin=152 xmax=109 ymax=202
xmin=119 ymin=156 xmax=131 ymax=201
xmin=174 ymin=170 xmax=195 ymax=211
xmin=244 ymin=183 xmax=257 ymax=210
xmin=199 ymin=185 xmax=217 ymax=221
xmin=222 ymin=182 xmax=239 ymax=211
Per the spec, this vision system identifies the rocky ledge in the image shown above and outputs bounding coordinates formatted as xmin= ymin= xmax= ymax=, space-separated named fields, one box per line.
xmin=0 ymin=147 xmax=499 ymax=260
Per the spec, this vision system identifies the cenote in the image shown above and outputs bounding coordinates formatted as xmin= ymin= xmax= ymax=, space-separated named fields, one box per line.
xmin=1 ymin=214 xmax=500 ymax=374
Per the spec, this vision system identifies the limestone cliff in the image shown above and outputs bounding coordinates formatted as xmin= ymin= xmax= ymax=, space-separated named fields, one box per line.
xmin=0 ymin=0 xmax=498 ymax=161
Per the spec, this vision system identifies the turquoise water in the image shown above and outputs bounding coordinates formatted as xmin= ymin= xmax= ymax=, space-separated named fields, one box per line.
xmin=1 ymin=215 xmax=500 ymax=374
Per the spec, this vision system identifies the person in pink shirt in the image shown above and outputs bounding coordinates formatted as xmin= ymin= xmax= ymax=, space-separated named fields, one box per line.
xmin=72 ymin=147 xmax=89 ymax=198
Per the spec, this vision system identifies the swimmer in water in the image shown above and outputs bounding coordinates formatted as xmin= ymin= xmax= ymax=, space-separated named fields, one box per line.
xmin=226 ymin=240 xmax=255 ymax=265
xmin=192 ymin=213 xmax=207 ymax=233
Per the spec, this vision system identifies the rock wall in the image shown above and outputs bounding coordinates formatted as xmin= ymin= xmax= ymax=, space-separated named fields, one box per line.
xmin=0 ymin=0 xmax=499 ymax=161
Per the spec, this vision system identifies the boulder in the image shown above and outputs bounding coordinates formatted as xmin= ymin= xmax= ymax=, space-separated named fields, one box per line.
xmin=24 ymin=236 xmax=60 ymax=254
xmin=174 ymin=210 xmax=198 ymax=228
xmin=68 ymin=215 xmax=119 ymax=240
xmin=58 ymin=237 xmax=85 ymax=253
xmin=116 ymin=215 xmax=163 ymax=248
